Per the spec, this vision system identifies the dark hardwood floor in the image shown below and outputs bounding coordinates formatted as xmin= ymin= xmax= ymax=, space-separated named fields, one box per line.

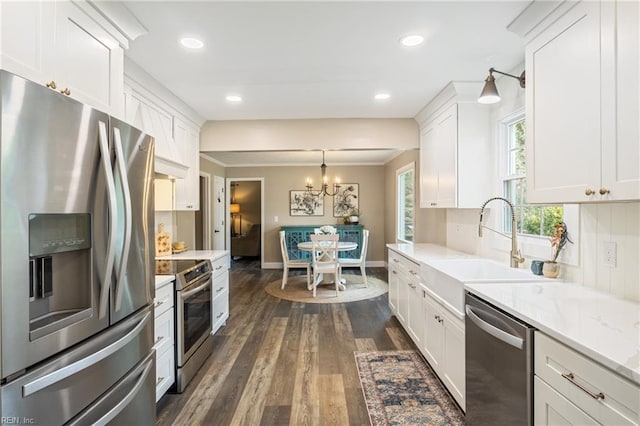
xmin=156 ymin=259 xmax=416 ymax=426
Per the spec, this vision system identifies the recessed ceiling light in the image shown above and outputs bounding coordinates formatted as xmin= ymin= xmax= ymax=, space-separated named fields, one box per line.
xmin=374 ymin=93 xmax=391 ymax=100
xmin=400 ymin=34 xmax=424 ymax=47
xmin=180 ymin=37 xmax=204 ymax=49
xmin=225 ymin=95 xmax=243 ymax=103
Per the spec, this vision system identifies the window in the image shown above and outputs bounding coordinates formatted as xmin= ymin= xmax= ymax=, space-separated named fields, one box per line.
xmin=501 ymin=112 xmax=563 ymax=237
xmin=397 ymin=163 xmax=415 ymax=243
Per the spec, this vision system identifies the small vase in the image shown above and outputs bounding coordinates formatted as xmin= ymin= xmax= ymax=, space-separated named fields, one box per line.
xmin=542 ymin=261 xmax=559 ymax=278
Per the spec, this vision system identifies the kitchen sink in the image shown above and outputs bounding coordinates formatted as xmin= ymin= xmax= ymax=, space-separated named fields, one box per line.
xmin=420 ymin=258 xmax=545 ymax=315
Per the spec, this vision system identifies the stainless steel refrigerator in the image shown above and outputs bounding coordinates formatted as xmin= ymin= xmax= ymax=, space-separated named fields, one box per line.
xmin=0 ymin=70 xmax=156 ymax=424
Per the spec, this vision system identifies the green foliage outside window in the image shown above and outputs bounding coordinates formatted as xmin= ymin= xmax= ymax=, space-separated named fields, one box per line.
xmin=504 ymin=118 xmax=563 ymax=238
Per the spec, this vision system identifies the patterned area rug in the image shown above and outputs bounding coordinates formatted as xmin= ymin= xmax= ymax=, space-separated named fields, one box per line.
xmin=265 ymin=275 xmax=388 ymax=304
xmin=355 ymin=350 xmax=465 ymax=425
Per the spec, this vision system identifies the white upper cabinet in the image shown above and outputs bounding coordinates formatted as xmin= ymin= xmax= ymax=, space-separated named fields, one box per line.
xmin=173 ymin=119 xmax=200 ymax=211
xmin=416 ymin=82 xmax=491 ymax=208
xmin=0 ymin=0 xmax=125 ymax=116
xmin=513 ymin=0 xmax=640 ymax=203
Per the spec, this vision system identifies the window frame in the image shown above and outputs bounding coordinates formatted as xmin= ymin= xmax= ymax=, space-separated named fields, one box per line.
xmin=396 ymin=162 xmax=415 ymax=244
xmin=496 ymin=109 xmax=580 ymax=265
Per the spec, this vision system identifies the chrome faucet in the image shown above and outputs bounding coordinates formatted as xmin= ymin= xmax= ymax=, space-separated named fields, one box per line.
xmin=479 ymin=197 xmax=525 ymax=268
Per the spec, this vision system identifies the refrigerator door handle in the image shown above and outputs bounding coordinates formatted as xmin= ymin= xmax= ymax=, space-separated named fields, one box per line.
xmin=112 ymin=126 xmax=132 ymax=312
xmin=85 ymin=356 xmax=154 ymax=426
xmin=98 ymin=120 xmax=118 ymax=319
xmin=465 ymin=304 xmax=524 ymax=350
xmin=22 ymin=311 xmax=152 ymax=397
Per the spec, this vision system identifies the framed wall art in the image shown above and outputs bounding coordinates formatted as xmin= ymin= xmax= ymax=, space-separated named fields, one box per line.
xmin=333 ymin=183 xmax=359 ymax=217
xmin=290 ymin=190 xmax=324 ymax=216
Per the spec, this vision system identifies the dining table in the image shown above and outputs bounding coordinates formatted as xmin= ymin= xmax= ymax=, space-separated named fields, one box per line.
xmin=297 ymin=241 xmax=358 ymax=290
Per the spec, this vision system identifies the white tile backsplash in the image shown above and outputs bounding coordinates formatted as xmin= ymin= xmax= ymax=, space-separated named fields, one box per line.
xmin=446 ymin=202 xmax=640 ymax=302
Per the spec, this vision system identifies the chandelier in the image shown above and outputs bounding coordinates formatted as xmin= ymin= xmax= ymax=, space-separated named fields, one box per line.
xmin=305 ymin=150 xmax=341 ymax=197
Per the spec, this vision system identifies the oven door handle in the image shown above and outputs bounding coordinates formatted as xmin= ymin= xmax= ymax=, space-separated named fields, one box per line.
xmin=465 ymin=305 xmax=524 ymax=350
xmin=181 ymin=277 xmax=212 ymax=299
xmin=112 ymin=126 xmax=132 ymax=312
xmin=97 ymin=120 xmax=117 ymax=320
xmin=22 ymin=311 xmax=152 ymax=397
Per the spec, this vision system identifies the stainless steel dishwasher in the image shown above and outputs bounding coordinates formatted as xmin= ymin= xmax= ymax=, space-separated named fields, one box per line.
xmin=465 ymin=292 xmax=535 ymax=426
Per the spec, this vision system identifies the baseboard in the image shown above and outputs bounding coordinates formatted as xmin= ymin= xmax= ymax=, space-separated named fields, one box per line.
xmin=263 ymin=262 xmax=283 ymax=269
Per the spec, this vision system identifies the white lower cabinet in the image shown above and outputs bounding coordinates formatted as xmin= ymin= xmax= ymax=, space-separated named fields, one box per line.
xmin=211 ymin=254 xmax=230 ymax=335
xmin=534 ymin=332 xmax=639 ymax=425
xmin=422 ymin=290 xmax=465 ymax=411
xmin=154 ymin=279 xmax=175 ymax=402
xmin=387 ymin=250 xmax=419 ymax=328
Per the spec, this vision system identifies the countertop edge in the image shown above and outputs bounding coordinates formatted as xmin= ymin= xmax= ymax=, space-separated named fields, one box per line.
xmin=156 ymin=250 xmax=230 ymax=262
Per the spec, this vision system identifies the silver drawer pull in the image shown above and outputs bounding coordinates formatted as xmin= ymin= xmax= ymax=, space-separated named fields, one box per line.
xmin=392 ymin=270 xmax=397 ymax=274
xmin=154 ymin=299 xmax=165 ymax=308
xmin=155 ymin=336 xmax=164 ymax=344
xmin=561 ymin=373 xmax=605 ymax=400
xmin=215 ymin=265 xmax=223 ymax=270
xmin=216 ymin=312 xmax=224 ymax=319
xmin=393 ymin=258 xmax=399 ymax=263
xmin=156 ymin=376 xmax=164 ymax=385
xmin=216 ymin=287 xmax=225 ymax=292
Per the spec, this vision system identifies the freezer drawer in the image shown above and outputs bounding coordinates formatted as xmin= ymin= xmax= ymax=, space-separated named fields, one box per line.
xmin=1 ymin=306 xmax=153 ymax=425
xmin=69 ymin=352 xmax=156 ymax=425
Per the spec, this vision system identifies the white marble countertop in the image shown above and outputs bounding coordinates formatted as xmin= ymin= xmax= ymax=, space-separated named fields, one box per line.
xmin=465 ymin=281 xmax=640 ymax=385
xmin=386 ymin=243 xmax=471 ymax=263
xmin=156 ymin=249 xmax=229 ymax=261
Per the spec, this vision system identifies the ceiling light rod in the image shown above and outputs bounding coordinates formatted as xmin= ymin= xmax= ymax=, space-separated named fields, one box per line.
xmin=305 ymin=150 xmax=341 ymax=197
xmin=488 ymin=67 xmax=526 ymax=88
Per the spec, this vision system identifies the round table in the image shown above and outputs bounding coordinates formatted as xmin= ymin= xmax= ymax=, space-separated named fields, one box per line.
xmin=297 ymin=241 xmax=358 ymax=290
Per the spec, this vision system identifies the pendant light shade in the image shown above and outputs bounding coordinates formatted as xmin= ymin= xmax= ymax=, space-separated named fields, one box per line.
xmin=478 ymin=73 xmax=501 ymax=104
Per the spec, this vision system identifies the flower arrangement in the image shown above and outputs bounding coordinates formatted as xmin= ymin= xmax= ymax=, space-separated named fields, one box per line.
xmin=550 ymin=222 xmax=573 ymax=262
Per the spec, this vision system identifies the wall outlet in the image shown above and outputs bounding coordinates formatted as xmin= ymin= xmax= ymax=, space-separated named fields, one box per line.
xmin=602 ymin=242 xmax=617 ymax=267
xmin=274 ymin=215 xmax=279 ymax=223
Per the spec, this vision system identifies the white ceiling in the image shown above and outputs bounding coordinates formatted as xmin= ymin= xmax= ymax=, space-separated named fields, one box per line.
xmin=122 ymin=1 xmax=528 ymax=122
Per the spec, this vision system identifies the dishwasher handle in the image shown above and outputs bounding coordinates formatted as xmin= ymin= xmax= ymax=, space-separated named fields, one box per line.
xmin=465 ymin=304 xmax=524 ymax=350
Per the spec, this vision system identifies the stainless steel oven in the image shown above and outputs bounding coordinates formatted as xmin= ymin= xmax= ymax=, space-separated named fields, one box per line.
xmin=156 ymin=259 xmax=213 ymax=393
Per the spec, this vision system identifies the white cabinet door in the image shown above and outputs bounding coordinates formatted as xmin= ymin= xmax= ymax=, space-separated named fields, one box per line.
xmin=53 ymin=1 xmax=124 ymax=115
xmin=419 ymin=124 xmax=439 ymax=207
xmin=174 ymin=119 xmax=200 ymax=211
xmin=441 ymin=308 xmax=465 ymax=411
xmin=422 ymin=294 xmax=444 ymax=373
xmin=396 ymin=275 xmax=409 ymax=326
xmin=419 ymin=104 xmax=457 ymax=208
xmin=0 ymin=0 xmax=124 ymax=116
xmin=526 ymin=0 xmax=602 ymax=203
xmin=433 ymin=105 xmax=457 ymax=208
xmin=601 ymin=0 xmax=640 ymax=200
xmin=534 ymin=376 xmax=599 ymax=426
xmin=0 ymin=1 xmax=54 ymax=85
xmin=388 ymin=262 xmax=399 ymax=314
xmin=407 ymin=282 xmax=423 ymax=347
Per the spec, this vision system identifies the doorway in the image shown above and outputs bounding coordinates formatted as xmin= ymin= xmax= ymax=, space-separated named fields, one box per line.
xmin=226 ymin=177 xmax=264 ymax=268
xmin=212 ymin=176 xmax=225 ymax=250
xmin=195 ymin=173 xmax=211 ymax=250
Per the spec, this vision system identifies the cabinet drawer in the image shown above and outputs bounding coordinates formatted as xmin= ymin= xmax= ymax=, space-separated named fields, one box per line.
xmin=212 ymin=272 xmax=229 ymax=298
xmin=211 ymin=255 xmax=229 ymax=279
xmin=535 ymin=332 xmax=639 ymax=425
xmin=155 ymin=343 xmax=175 ymax=402
xmin=154 ymin=280 xmax=174 ymax=316
xmin=388 ymin=251 xmax=419 ymax=276
xmin=153 ymin=307 xmax=174 ymax=354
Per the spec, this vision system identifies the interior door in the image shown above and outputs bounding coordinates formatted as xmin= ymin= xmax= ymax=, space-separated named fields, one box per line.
xmin=213 ymin=176 xmax=225 ymax=250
